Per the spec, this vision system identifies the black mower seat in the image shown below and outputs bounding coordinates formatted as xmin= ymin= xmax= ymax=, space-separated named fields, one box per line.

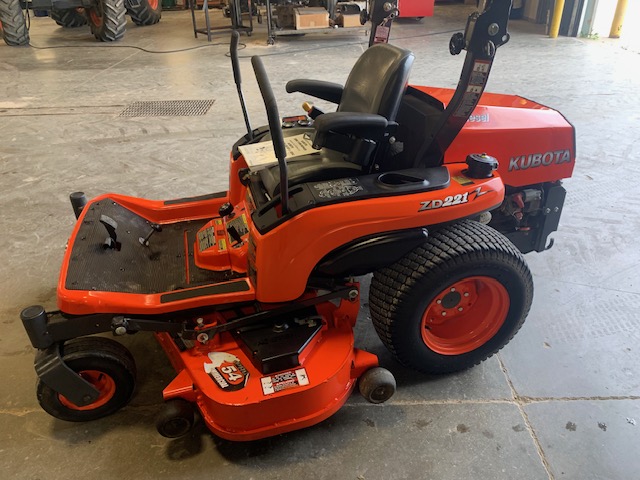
xmin=258 ymin=43 xmax=414 ymax=198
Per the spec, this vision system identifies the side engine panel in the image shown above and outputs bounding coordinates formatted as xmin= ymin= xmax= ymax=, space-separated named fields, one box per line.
xmin=414 ymin=86 xmax=576 ymax=187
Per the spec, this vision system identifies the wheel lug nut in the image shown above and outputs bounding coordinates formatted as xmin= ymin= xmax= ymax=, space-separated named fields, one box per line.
xmin=436 ymin=299 xmax=442 ymax=304
xmin=458 ymin=307 xmax=463 ymax=311
xmin=441 ymin=311 xmax=447 ymax=316
xmin=450 ymin=287 xmax=456 ymax=292
xmin=464 ymin=292 xmax=469 ymax=297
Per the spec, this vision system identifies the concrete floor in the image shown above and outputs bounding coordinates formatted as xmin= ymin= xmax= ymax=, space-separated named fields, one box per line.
xmin=1 ymin=4 xmax=640 ymax=479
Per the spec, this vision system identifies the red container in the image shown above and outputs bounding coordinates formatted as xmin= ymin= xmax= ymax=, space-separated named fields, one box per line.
xmin=397 ymin=0 xmax=435 ymax=18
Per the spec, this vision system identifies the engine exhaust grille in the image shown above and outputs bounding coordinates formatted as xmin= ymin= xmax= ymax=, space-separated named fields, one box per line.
xmin=119 ymin=100 xmax=215 ymax=117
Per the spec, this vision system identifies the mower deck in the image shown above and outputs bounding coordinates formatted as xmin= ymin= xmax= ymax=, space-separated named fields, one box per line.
xmin=157 ymin=304 xmax=379 ymax=441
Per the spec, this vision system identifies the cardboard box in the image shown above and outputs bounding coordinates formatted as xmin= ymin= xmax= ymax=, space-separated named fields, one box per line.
xmin=294 ymin=7 xmax=329 ymax=30
xmin=338 ymin=13 xmax=361 ymax=28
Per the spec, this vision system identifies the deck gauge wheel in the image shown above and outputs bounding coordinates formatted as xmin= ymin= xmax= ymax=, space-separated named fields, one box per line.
xmin=156 ymin=399 xmax=196 ymax=438
xmin=359 ymin=367 xmax=396 ymax=404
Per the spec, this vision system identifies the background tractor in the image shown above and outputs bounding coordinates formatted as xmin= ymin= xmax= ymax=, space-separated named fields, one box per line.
xmin=0 ymin=0 xmax=161 ymax=46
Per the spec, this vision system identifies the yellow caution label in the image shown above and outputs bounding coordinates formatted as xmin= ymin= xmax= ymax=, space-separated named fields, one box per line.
xmin=452 ymin=175 xmax=474 ymax=186
xmin=218 ymin=239 xmax=227 ymax=252
xmin=215 ymin=219 xmax=223 ymax=226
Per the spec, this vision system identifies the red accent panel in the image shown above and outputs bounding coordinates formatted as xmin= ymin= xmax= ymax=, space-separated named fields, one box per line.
xmin=398 ymin=0 xmax=434 ymax=17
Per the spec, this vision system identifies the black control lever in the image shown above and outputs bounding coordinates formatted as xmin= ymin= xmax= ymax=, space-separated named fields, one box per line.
xmin=139 ymin=223 xmax=162 ymax=247
xmin=100 ymin=215 xmax=121 ymax=250
xmin=231 ymin=31 xmax=253 ymax=140
xmin=251 ymin=55 xmax=289 ymax=215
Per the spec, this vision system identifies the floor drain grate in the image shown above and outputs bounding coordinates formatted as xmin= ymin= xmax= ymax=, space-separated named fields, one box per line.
xmin=119 ymin=99 xmax=215 ymax=117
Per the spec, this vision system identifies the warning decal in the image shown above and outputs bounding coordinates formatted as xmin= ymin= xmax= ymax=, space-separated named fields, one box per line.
xmin=204 ymin=352 xmax=249 ymax=392
xmin=313 ymin=178 xmax=363 ymax=199
xmin=261 ymin=368 xmax=309 ymax=395
xmin=453 ymin=60 xmax=491 ymax=119
xmin=197 ymin=227 xmax=215 ymax=252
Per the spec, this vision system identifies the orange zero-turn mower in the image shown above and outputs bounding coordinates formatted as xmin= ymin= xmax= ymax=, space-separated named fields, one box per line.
xmin=20 ymin=0 xmax=575 ymax=441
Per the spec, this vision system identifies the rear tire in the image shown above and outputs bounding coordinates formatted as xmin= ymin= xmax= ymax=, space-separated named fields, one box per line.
xmin=125 ymin=0 xmax=161 ymax=26
xmin=0 ymin=0 xmax=29 ymax=46
xmin=36 ymin=337 xmax=137 ymax=422
xmin=369 ymin=220 xmax=533 ymax=374
xmin=87 ymin=0 xmax=126 ymax=42
xmin=51 ymin=7 xmax=87 ymax=28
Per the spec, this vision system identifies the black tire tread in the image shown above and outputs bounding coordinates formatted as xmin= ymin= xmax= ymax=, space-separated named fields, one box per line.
xmin=0 ymin=0 xmax=29 ymax=46
xmin=87 ymin=0 xmax=126 ymax=42
xmin=369 ymin=220 xmax=533 ymax=373
xmin=62 ymin=336 xmax=137 ymax=377
xmin=51 ymin=7 xmax=88 ymax=28
xmin=125 ymin=0 xmax=161 ymax=26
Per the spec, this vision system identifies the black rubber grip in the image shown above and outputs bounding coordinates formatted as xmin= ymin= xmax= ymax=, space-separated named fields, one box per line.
xmin=251 ymin=56 xmax=287 ymax=161
xmin=231 ymin=31 xmax=242 ymax=86
xmin=251 ymin=55 xmax=289 ymax=214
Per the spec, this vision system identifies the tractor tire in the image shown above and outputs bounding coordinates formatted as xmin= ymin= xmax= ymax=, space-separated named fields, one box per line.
xmin=86 ymin=0 xmax=126 ymax=42
xmin=0 ymin=0 xmax=29 ymax=46
xmin=51 ymin=7 xmax=88 ymax=28
xmin=125 ymin=0 xmax=161 ymax=26
xmin=369 ymin=220 xmax=533 ymax=375
xmin=36 ymin=337 xmax=137 ymax=422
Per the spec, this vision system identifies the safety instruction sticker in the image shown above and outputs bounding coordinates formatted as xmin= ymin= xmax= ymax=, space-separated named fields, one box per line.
xmin=204 ymin=352 xmax=249 ymax=392
xmin=261 ymin=368 xmax=309 ymax=395
xmin=238 ymin=133 xmax=317 ymax=171
xmin=313 ymin=178 xmax=363 ymax=199
xmin=452 ymin=175 xmax=474 ymax=186
xmin=227 ymin=213 xmax=249 ymax=238
xmin=197 ymin=227 xmax=216 ymax=252
xmin=453 ymin=60 xmax=491 ymax=119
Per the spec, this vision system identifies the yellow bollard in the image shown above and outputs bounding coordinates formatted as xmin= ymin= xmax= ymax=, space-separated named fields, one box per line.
xmin=549 ymin=0 xmax=565 ymax=38
xmin=609 ymin=0 xmax=629 ymax=38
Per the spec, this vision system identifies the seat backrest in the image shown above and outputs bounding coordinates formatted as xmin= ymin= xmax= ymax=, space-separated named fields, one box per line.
xmin=338 ymin=43 xmax=414 ymax=121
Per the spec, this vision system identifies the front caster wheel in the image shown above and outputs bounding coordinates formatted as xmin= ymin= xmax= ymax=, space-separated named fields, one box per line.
xmin=369 ymin=220 xmax=533 ymax=374
xmin=36 ymin=337 xmax=136 ymax=422
xmin=359 ymin=367 xmax=396 ymax=404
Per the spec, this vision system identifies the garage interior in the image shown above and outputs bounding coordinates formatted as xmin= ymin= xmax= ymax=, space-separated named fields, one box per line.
xmin=1 ymin=1 xmax=640 ymax=479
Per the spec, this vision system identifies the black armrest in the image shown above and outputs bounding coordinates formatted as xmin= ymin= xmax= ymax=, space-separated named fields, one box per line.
xmin=312 ymin=112 xmax=388 ymax=149
xmin=286 ymin=79 xmax=344 ymax=105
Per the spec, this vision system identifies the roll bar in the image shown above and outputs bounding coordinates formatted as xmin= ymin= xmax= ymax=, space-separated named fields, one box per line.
xmin=419 ymin=0 xmax=513 ymax=166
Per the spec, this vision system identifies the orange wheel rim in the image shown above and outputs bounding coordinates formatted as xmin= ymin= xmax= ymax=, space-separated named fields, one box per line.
xmin=148 ymin=0 xmax=159 ymax=9
xmin=58 ymin=370 xmax=116 ymax=410
xmin=421 ymin=276 xmax=510 ymax=355
xmin=89 ymin=9 xmax=102 ymax=27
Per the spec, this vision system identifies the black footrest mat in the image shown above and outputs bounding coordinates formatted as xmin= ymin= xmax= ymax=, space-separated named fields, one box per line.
xmin=65 ymin=198 xmax=232 ymax=294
